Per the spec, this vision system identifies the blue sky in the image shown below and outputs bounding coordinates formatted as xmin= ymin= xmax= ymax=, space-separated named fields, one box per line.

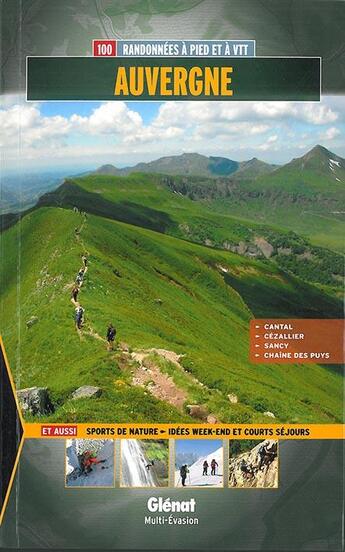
xmin=1 ymin=95 xmax=344 ymax=173
xmin=40 ymin=100 xmax=162 ymax=124
xmin=175 ymin=439 xmax=222 ymax=458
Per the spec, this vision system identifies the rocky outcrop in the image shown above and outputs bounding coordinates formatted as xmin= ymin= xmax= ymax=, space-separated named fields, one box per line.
xmin=17 ymin=386 xmax=53 ymax=415
xmin=71 ymin=385 xmax=102 ymax=400
xmin=186 ymin=404 xmax=208 ymax=420
xmin=227 ymin=241 xmax=263 ymax=258
xmin=207 ymin=414 xmax=219 ymax=424
xmin=254 ymin=237 xmax=274 ymax=258
xmin=26 ymin=316 xmax=39 ymax=328
xmin=229 ymin=440 xmax=278 ymax=488
xmin=228 ymin=393 xmax=238 ymax=404
xmin=263 ymin=411 xmax=276 ymax=418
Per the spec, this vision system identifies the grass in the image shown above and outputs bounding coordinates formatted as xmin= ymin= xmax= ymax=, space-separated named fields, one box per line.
xmin=0 ymin=205 xmax=342 ymax=423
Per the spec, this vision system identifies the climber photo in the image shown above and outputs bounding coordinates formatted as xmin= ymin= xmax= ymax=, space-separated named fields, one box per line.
xmin=228 ymin=440 xmax=279 ymax=488
xmin=65 ymin=439 xmax=115 ymax=487
xmin=120 ymin=439 xmax=169 ymax=487
xmin=175 ymin=440 xmax=223 ymax=488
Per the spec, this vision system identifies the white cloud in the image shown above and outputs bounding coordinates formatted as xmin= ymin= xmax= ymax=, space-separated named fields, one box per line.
xmin=72 ymin=102 xmax=143 ymax=135
xmin=257 ymin=135 xmax=278 ymax=151
xmin=0 ymin=95 xmax=344 ymax=169
xmin=319 ymin=126 xmax=341 ymax=140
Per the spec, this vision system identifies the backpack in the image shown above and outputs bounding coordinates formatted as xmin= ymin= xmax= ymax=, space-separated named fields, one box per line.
xmin=108 ymin=327 xmax=116 ymax=340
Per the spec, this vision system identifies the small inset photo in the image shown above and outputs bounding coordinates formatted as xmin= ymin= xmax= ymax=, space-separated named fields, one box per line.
xmin=175 ymin=439 xmax=223 ymax=488
xmin=66 ymin=439 xmax=115 ymax=487
xmin=229 ymin=439 xmax=278 ymax=488
xmin=121 ymin=439 xmax=169 ymax=488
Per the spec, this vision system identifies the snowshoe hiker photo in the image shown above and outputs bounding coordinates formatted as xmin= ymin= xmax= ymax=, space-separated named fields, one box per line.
xmin=75 ymin=305 xmax=84 ymax=330
xmin=71 ymin=286 xmax=79 ymax=303
xmin=80 ymin=450 xmax=106 ymax=475
xmin=180 ymin=464 xmax=189 ymax=486
xmin=202 ymin=460 xmax=209 ymax=476
xmin=210 ymin=458 xmax=218 ymax=475
xmin=106 ymin=324 xmax=116 ymax=350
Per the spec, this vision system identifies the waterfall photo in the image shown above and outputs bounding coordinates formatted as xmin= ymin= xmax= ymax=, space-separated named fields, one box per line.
xmin=65 ymin=439 xmax=115 ymax=487
xmin=120 ymin=439 xmax=169 ymax=488
xmin=175 ymin=440 xmax=224 ymax=488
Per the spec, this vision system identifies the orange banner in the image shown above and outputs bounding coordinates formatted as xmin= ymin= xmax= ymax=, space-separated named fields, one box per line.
xmin=23 ymin=423 xmax=345 ymax=440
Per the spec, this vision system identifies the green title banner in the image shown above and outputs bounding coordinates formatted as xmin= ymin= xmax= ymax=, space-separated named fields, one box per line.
xmin=27 ymin=57 xmax=321 ymax=101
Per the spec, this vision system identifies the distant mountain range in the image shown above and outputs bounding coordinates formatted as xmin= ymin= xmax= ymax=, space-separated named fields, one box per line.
xmin=94 ymin=152 xmax=278 ymax=179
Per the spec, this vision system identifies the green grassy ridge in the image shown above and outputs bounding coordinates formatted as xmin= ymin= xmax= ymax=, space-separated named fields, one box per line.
xmin=0 ymin=207 xmax=342 ymax=423
xmin=37 ymin=174 xmax=344 ymax=286
xmin=210 ymin=197 xmax=345 ymax=253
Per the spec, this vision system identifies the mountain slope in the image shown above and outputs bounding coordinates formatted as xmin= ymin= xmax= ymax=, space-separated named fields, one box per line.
xmin=208 ymin=146 xmax=345 ymax=251
xmin=94 ymin=152 xmax=276 ymax=179
xmin=93 ymin=146 xmax=344 ymax=251
xmin=36 ymin=174 xmax=344 ymax=289
xmin=0 ymin=202 xmax=342 ymax=424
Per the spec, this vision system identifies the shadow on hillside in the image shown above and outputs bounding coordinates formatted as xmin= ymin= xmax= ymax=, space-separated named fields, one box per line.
xmin=223 ymin=271 xmax=342 ymax=320
xmin=37 ymin=183 xmax=176 ymax=233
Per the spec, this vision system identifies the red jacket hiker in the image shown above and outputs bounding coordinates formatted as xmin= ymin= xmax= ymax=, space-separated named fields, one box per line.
xmin=82 ymin=451 xmax=105 ymax=472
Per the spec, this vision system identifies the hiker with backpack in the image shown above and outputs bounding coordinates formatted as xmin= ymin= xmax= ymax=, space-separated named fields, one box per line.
xmin=76 ymin=268 xmax=85 ymax=286
xmin=210 ymin=458 xmax=218 ymax=476
xmin=180 ymin=464 xmax=189 ymax=487
xmin=202 ymin=460 xmax=209 ymax=476
xmin=75 ymin=305 xmax=84 ymax=330
xmin=82 ymin=254 xmax=88 ymax=268
xmin=71 ymin=286 xmax=79 ymax=303
xmin=240 ymin=459 xmax=254 ymax=480
xmin=258 ymin=441 xmax=276 ymax=470
xmin=106 ymin=324 xmax=116 ymax=350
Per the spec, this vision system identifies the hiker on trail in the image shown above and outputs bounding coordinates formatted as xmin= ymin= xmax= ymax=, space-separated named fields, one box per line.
xmin=71 ymin=286 xmax=79 ymax=303
xmin=75 ymin=305 xmax=84 ymax=330
xmin=79 ymin=451 xmax=106 ymax=475
xmin=106 ymin=324 xmax=116 ymax=350
xmin=210 ymin=458 xmax=218 ymax=476
xmin=82 ymin=254 xmax=88 ymax=268
xmin=180 ymin=465 xmax=189 ymax=487
xmin=74 ymin=227 xmax=80 ymax=236
xmin=258 ymin=442 xmax=276 ymax=470
xmin=202 ymin=460 xmax=209 ymax=476
xmin=240 ymin=459 xmax=254 ymax=480
xmin=146 ymin=461 xmax=155 ymax=471
xmin=73 ymin=206 xmax=79 ymax=214
xmin=76 ymin=268 xmax=85 ymax=286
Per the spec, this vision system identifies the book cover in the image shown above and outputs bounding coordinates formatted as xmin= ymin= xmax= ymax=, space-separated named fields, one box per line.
xmin=0 ymin=1 xmax=343 ymax=550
